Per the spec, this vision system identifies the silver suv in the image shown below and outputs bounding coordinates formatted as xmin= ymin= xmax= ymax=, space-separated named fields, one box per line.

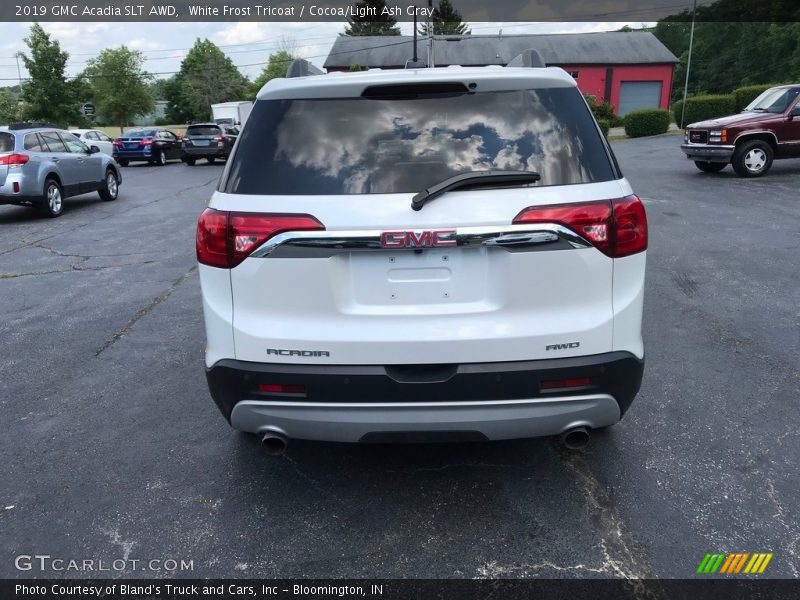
xmin=0 ymin=126 xmax=121 ymax=217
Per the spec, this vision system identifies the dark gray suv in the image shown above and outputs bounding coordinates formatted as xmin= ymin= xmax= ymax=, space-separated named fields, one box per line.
xmin=0 ymin=126 xmax=122 ymax=217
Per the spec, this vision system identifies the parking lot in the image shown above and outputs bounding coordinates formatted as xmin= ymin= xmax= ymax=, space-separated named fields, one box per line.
xmin=1 ymin=136 xmax=798 ymax=582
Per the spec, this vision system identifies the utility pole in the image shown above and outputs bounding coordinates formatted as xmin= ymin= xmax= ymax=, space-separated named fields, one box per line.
xmin=427 ymin=0 xmax=434 ymax=68
xmin=15 ymin=53 xmax=23 ymax=99
xmin=680 ymin=0 xmax=698 ymax=129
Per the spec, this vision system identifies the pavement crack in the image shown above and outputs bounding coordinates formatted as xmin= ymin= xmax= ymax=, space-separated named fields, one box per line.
xmin=33 ymin=243 xmax=91 ymax=260
xmin=766 ymin=478 xmax=799 ymax=577
xmin=281 ymin=455 xmax=343 ymax=502
xmin=0 ymin=175 xmax=218 ymax=257
xmin=1 ymin=260 xmax=157 ymax=279
xmin=175 ymin=176 xmax=220 ymax=198
xmin=554 ymin=447 xmax=662 ymax=599
xmin=99 ymin=527 xmax=136 ymax=561
xmin=95 ymin=265 xmax=197 ymax=356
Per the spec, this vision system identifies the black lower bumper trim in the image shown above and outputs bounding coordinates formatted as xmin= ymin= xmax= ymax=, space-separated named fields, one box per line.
xmin=206 ymin=352 xmax=644 ymax=423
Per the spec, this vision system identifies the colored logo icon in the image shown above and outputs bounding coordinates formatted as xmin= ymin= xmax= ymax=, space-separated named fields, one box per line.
xmin=697 ymin=552 xmax=773 ymax=574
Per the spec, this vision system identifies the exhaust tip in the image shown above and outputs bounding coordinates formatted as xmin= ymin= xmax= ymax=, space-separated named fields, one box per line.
xmin=260 ymin=430 xmax=288 ymax=455
xmin=560 ymin=426 xmax=590 ymax=450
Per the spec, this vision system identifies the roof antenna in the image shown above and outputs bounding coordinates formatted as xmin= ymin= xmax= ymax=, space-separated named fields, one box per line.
xmin=414 ymin=11 xmax=419 ymax=61
xmin=427 ymin=0 xmax=435 ymax=68
xmin=406 ymin=5 xmax=427 ymax=68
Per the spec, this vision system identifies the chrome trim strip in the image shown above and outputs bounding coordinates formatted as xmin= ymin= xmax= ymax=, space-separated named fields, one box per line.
xmin=681 ymin=143 xmax=735 ymax=150
xmin=251 ymin=224 xmax=591 ymax=258
xmin=233 ymin=396 xmax=609 ymax=409
xmin=732 ymin=130 xmax=779 ymax=145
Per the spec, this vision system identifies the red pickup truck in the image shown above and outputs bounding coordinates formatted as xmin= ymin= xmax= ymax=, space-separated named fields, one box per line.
xmin=681 ymin=84 xmax=800 ymax=177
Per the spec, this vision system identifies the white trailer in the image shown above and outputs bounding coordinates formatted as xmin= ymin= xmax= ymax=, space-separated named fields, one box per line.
xmin=211 ymin=101 xmax=253 ymax=127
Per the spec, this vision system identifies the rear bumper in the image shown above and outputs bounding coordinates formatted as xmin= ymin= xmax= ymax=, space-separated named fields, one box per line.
xmin=113 ymin=150 xmax=152 ymax=161
xmin=182 ymin=147 xmax=228 ymax=158
xmin=681 ymin=143 xmax=735 ymax=162
xmin=206 ymin=352 xmax=644 ymax=442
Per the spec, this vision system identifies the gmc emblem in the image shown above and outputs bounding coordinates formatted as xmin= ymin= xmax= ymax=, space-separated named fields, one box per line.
xmin=380 ymin=230 xmax=457 ymax=249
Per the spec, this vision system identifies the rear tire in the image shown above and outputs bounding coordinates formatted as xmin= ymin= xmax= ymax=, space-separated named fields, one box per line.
xmin=39 ymin=178 xmax=64 ymax=218
xmin=98 ymin=168 xmax=119 ymax=202
xmin=116 ymin=159 xmax=129 ymax=167
xmin=732 ymin=140 xmax=773 ymax=177
xmin=694 ymin=161 xmax=727 ymax=173
xmin=152 ymin=149 xmax=167 ymax=166
xmin=207 ymin=157 xmax=216 ymax=164
xmin=185 ymin=158 xmax=196 ymax=166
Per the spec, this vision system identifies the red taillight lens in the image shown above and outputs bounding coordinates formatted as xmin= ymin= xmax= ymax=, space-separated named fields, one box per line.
xmin=215 ymin=135 xmax=225 ymax=142
xmin=512 ymin=195 xmax=647 ymax=258
xmin=611 ymin=195 xmax=648 ymax=258
xmin=196 ymin=209 xmax=325 ymax=269
xmin=139 ymin=138 xmax=153 ymax=147
xmin=0 ymin=153 xmax=30 ymax=166
xmin=541 ymin=377 xmax=592 ymax=390
xmin=258 ymin=383 xmax=306 ymax=394
xmin=513 ymin=200 xmax=612 ymax=254
xmin=196 ymin=208 xmax=230 ymax=269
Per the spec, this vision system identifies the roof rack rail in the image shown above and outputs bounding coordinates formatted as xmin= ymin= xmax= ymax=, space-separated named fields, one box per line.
xmin=8 ymin=122 xmax=61 ymax=130
xmin=286 ymin=59 xmax=323 ymax=78
xmin=506 ymin=49 xmax=547 ymax=69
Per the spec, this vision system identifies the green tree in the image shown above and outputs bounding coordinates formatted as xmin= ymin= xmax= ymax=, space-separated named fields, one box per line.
xmin=0 ymin=89 xmax=20 ymax=124
xmin=653 ymin=0 xmax=800 ymax=99
xmin=18 ymin=23 xmax=82 ymax=126
xmin=249 ymin=50 xmax=294 ymax=99
xmin=164 ymin=39 xmax=249 ymax=123
xmin=344 ymin=0 xmax=400 ymax=36
xmin=419 ymin=0 xmax=471 ymax=36
xmin=148 ymin=78 xmax=169 ymax=101
xmin=83 ymin=47 xmax=154 ymax=133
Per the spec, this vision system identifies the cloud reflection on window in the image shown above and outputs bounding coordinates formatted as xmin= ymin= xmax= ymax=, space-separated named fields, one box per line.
xmin=226 ymin=89 xmax=614 ymax=195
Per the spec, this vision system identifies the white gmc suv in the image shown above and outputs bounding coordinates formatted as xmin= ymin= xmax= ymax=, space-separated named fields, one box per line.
xmin=197 ymin=57 xmax=647 ymax=453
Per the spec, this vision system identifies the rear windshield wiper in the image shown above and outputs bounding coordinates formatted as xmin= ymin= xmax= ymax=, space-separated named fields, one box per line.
xmin=411 ymin=170 xmax=541 ymax=211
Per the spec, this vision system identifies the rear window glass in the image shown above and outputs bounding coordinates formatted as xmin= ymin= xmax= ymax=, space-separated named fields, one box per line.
xmin=125 ymin=129 xmax=156 ymax=138
xmin=0 ymin=132 xmax=13 ymax=152
xmin=187 ymin=125 xmax=221 ymax=136
xmin=222 ymin=87 xmax=615 ymax=195
xmin=24 ymin=133 xmax=44 ymax=152
xmin=39 ymin=131 xmax=67 ymax=152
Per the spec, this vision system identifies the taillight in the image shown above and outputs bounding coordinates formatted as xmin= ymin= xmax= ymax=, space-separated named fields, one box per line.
xmin=611 ymin=196 xmax=648 ymax=258
xmin=139 ymin=138 xmax=153 ymax=147
xmin=0 ymin=153 xmax=30 ymax=166
xmin=258 ymin=383 xmax=306 ymax=395
xmin=512 ymin=195 xmax=647 ymax=258
xmin=196 ymin=208 xmax=229 ymax=269
xmin=113 ymin=139 xmax=123 ymax=148
xmin=196 ymin=208 xmax=325 ymax=269
xmin=215 ymin=135 xmax=225 ymax=142
xmin=541 ymin=377 xmax=592 ymax=390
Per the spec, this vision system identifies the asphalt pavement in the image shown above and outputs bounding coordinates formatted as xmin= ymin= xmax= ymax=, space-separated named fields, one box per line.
xmin=0 ymin=139 xmax=798 ymax=585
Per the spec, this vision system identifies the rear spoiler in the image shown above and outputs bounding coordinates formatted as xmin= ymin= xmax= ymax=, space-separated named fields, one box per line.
xmin=286 ymin=59 xmax=323 ymax=78
xmin=506 ymin=49 xmax=547 ymax=68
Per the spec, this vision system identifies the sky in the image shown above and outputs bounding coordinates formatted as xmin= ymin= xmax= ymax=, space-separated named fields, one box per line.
xmin=0 ymin=20 xmax=653 ymax=87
